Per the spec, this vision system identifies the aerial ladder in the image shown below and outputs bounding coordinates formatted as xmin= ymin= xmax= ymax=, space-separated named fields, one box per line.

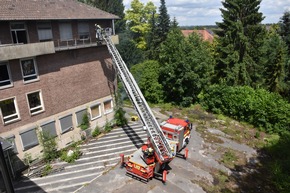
xmin=102 ymin=30 xmax=174 ymax=182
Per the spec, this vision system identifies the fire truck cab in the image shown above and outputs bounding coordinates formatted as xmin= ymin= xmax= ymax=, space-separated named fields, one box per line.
xmin=160 ymin=117 xmax=192 ymax=153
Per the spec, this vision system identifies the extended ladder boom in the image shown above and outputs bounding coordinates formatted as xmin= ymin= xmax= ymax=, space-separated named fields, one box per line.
xmin=103 ymin=34 xmax=173 ymax=162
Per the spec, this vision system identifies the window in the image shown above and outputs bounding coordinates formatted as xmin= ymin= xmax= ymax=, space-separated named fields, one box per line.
xmin=37 ymin=22 xmax=53 ymax=41
xmin=59 ymin=115 xmax=73 ymax=134
xmin=104 ymin=100 xmax=113 ymax=114
xmin=0 ymin=98 xmax=20 ymax=124
xmin=76 ymin=109 xmax=87 ymax=126
xmin=59 ymin=22 xmax=72 ymax=41
xmin=10 ymin=23 xmax=28 ymax=44
xmin=20 ymin=128 xmax=39 ymax=150
xmin=20 ymin=58 xmax=38 ymax=83
xmin=78 ymin=22 xmax=90 ymax=40
xmin=0 ymin=62 xmax=13 ymax=89
xmin=6 ymin=135 xmax=18 ymax=154
xmin=90 ymin=104 xmax=101 ymax=120
xmin=41 ymin=121 xmax=57 ymax=138
xmin=27 ymin=91 xmax=44 ymax=115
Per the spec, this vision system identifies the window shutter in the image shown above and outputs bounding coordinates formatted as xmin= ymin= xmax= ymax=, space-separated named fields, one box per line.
xmin=60 ymin=115 xmax=73 ymax=133
xmin=41 ymin=121 xmax=57 ymax=138
xmin=20 ymin=129 xmax=39 ymax=150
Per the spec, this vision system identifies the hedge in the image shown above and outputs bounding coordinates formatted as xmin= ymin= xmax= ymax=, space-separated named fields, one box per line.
xmin=198 ymin=85 xmax=290 ymax=134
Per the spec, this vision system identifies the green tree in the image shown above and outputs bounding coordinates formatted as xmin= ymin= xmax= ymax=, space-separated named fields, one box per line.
xmin=78 ymin=0 xmax=126 ymax=33
xmin=131 ymin=60 xmax=164 ymax=103
xmin=279 ymin=11 xmax=290 ymax=54
xmin=116 ymin=31 xmax=145 ymax=68
xmin=158 ymin=26 xmax=214 ymax=106
xmin=215 ymin=0 xmax=266 ymax=88
xmin=146 ymin=10 xmax=159 ymax=59
xmin=261 ymin=25 xmax=288 ymax=94
xmin=125 ymin=0 xmax=156 ymax=49
xmin=38 ymin=131 xmax=58 ymax=163
xmin=146 ymin=0 xmax=170 ymax=60
xmin=156 ymin=0 xmax=170 ymax=43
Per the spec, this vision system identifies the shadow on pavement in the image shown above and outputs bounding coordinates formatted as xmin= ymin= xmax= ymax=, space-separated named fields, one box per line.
xmin=122 ymin=125 xmax=144 ymax=149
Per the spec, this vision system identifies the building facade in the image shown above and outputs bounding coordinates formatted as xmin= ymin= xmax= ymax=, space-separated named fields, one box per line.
xmin=0 ymin=0 xmax=119 ymax=176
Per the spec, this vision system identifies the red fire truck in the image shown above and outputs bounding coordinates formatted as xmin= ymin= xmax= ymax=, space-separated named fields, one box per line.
xmin=160 ymin=117 xmax=192 ymax=154
xmin=103 ymin=32 xmax=174 ymax=182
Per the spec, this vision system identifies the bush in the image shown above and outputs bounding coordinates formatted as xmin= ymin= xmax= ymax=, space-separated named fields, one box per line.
xmin=114 ymin=107 xmax=127 ymax=126
xmin=104 ymin=121 xmax=112 ymax=133
xmin=198 ymin=85 xmax=290 ymax=134
xmin=38 ymin=131 xmax=59 ymax=163
xmin=60 ymin=148 xmax=81 ymax=163
xmin=60 ymin=142 xmax=82 ymax=163
xmin=80 ymin=113 xmax=90 ymax=130
xmin=92 ymin=126 xmax=101 ymax=137
xmin=41 ymin=163 xmax=52 ymax=177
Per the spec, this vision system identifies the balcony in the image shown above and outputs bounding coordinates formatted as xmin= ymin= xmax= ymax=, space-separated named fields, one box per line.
xmin=0 ymin=42 xmax=55 ymax=61
xmin=54 ymin=35 xmax=119 ymax=51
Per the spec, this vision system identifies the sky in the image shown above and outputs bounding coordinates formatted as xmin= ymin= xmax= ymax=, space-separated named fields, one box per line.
xmin=123 ymin=0 xmax=290 ymax=26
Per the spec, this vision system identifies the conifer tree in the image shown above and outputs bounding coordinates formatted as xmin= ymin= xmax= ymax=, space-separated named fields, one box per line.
xmin=261 ymin=25 xmax=288 ymax=94
xmin=157 ymin=0 xmax=170 ymax=43
xmin=215 ymin=0 xmax=266 ymax=87
xmin=279 ymin=11 xmax=290 ymax=54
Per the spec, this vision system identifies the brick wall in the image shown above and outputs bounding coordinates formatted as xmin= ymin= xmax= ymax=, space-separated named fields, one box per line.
xmin=0 ymin=46 xmax=116 ymax=132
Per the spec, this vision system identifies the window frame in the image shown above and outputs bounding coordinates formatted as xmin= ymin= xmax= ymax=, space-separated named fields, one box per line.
xmin=10 ymin=22 xmax=28 ymax=44
xmin=0 ymin=62 xmax=13 ymax=89
xmin=90 ymin=103 xmax=101 ymax=120
xmin=20 ymin=58 xmax=39 ymax=83
xmin=37 ymin=22 xmax=53 ymax=42
xmin=103 ymin=99 xmax=113 ymax=115
xmin=78 ymin=22 xmax=90 ymax=40
xmin=19 ymin=127 xmax=39 ymax=151
xmin=0 ymin=97 xmax=20 ymax=125
xmin=26 ymin=90 xmax=45 ymax=116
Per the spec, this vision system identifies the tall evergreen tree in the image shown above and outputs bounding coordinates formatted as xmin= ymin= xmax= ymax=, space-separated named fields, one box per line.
xmin=146 ymin=0 xmax=170 ymax=60
xmin=279 ymin=11 xmax=290 ymax=54
xmin=214 ymin=0 xmax=265 ymax=87
xmin=78 ymin=0 xmax=126 ymax=33
xmin=261 ymin=25 xmax=288 ymax=94
xmin=157 ymin=0 xmax=170 ymax=43
xmin=146 ymin=10 xmax=159 ymax=59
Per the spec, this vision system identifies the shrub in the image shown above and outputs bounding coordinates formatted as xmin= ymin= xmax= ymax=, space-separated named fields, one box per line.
xmin=41 ymin=163 xmax=52 ymax=177
xmin=80 ymin=113 xmax=90 ymax=130
xmin=92 ymin=126 xmax=101 ymax=137
xmin=104 ymin=121 xmax=112 ymax=133
xmin=60 ymin=148 xmax=81 ymax=163
xmin=199 ymin=85 xmax=290 ymax=134
xmin=114 ymin=107 xmax=127 ymax=126
xmin=38 ymin=130 xmax=59 ymax=163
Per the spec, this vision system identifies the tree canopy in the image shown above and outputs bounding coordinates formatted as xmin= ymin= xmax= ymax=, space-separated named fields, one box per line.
xmin=125 ymin=0 xmax=156 ymax=49
xmin=215 ymin=0 xmax=265 ymax=88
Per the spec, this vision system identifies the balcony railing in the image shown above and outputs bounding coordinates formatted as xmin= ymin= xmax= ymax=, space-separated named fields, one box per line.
xmin=54 ymin=34 xmax=119 ymax=51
